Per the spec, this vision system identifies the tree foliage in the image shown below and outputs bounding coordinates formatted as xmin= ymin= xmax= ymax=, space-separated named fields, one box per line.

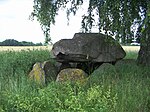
xmin=0 ymin=39 xmax=43 ymax=46
xmin=0 ymin=39 xmax=22 ymax=46
xmin=31 ymin=0 xmax=150 ymax=43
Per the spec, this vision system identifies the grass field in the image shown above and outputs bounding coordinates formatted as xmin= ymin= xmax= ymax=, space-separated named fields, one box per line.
xmin=0 ymin=46 xmax=149 ymax=112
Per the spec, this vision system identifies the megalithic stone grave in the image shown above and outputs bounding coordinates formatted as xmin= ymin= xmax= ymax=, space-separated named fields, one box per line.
xmin=51 ymin=33 xmax=126 ymax=73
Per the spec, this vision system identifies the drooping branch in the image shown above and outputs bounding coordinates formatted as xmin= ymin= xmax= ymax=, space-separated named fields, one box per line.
xmin=31 ymin=0 xmax=83 ymax=40
xmin=31 ymin=0 xmax=149 ymax=44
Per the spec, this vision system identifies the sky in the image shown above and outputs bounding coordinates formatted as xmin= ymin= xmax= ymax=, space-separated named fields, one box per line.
xmin=0 ymin=0 xmax=89 ymax=43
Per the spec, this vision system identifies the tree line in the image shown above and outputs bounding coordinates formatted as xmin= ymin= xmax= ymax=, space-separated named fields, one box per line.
xmin=0 ymin=39 xmax=43 ymax=46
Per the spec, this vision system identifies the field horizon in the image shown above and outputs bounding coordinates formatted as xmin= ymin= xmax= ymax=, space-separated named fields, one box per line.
xmin=0 ymin=45 xmax=140 ymax=52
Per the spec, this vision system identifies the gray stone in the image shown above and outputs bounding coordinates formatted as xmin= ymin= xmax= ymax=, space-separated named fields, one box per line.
xmin=42 ymin=60 xmax=58 ymax=83
xmin=29 ymin=62 xmax=45 ymax=85
xmin=92 ymin=63 xmax=116 ymax=74
xmin=56 ymin=68 xmax=88 ymax=83
xmin=52 ymin=33 xmax=126 ymax=63
xmin=29 ymin=60 xmax=58 ymax=84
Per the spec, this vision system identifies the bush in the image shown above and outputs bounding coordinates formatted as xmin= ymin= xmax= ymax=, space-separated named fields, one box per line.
xmin=1 ymin=82 xmax=117 ymax=112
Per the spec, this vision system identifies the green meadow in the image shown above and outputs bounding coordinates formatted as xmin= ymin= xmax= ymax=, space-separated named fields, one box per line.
xmin=0 ymin=48 xmax=149 ymax=112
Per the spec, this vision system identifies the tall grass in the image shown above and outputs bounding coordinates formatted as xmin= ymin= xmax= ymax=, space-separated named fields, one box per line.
xmin=0 ymin=49 xmax=149 ymax=111
xmin=125 ymin=51 xmax=139 ymax=59
xmin=0 ymin=49 xmax=51 ymax=97
xmin=90 ymin=60 xmax=150 ymax=112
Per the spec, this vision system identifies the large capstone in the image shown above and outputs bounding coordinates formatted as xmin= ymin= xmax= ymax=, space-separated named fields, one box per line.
xmin=52 ymin=33 xmax=126 ymax=63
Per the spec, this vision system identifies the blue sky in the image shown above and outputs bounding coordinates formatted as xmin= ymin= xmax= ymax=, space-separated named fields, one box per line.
xmin=0 ymin=0 xmax=89 ymax=43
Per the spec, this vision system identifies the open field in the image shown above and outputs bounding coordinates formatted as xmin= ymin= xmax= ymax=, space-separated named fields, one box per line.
xmin=122 ymin=46 xmax=140 ymax=52
xmin=0 ymin=46 xmax=52 ymax=51
xmin=0 ymin=46 xmax=140 ymax=52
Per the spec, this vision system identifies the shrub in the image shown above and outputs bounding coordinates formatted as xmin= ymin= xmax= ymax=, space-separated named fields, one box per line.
xmin=1 ymin=82 xmax=117 ymax=112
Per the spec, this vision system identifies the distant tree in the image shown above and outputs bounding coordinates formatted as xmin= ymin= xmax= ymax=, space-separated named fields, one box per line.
xmin=35 ymin=42 xmax=43 ymax=46
xmin=31 ymin=0 xmax=150 ymax=66
xmin=20 ymin=41 xmax=35 ymax=46
xmin=0 ymin=39 xmax=22 ymax=46
xmin=0 ymin=39 xmax=43 ymax=46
